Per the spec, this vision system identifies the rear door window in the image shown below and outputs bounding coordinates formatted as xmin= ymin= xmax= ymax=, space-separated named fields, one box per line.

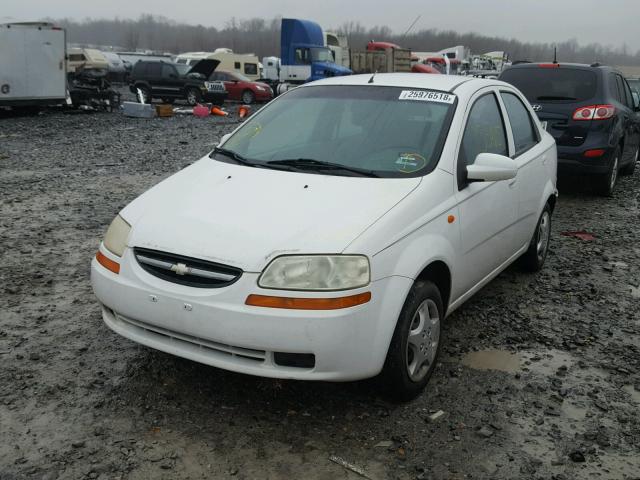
xmin=501 ymin=92 xmax=539 ymax=156
xmin=621 ymin=77 xmax=634 ymax=109
xmin=500 ymin=68 xmax=597 ymax=103
xmin=609 ymin=73 xmax=622 ymax=102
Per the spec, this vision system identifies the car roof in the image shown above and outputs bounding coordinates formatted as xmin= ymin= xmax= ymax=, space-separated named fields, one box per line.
xmin=503 ymin=62 xmax=616 ymax=72
xmin=306 ymin=73 xmax=506 ymax=93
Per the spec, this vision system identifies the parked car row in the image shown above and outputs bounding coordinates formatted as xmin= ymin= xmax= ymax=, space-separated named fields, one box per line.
xmin=499 ymin=62 xmax=640 ymax=195
xmin=128 ymin=59 xmax=274 ymax=106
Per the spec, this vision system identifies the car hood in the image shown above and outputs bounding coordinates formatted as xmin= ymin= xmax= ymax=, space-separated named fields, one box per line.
xmin=123 ymin=157 xmax=421 ymax=272
xmin=187 ymin=59 xmax=220 ymax=78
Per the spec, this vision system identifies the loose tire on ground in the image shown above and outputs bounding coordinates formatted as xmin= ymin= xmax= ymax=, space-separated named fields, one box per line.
xmin=379 ymin=280 xmax=443 ymax=402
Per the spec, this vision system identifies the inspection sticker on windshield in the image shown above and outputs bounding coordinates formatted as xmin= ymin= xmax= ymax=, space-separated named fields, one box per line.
xmin=399 ymin=90 xmax=456 ymax=104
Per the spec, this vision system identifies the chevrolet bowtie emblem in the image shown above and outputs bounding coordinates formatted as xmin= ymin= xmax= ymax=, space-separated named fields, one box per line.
xmin=171 ymin=262 xmax=190 ymax=275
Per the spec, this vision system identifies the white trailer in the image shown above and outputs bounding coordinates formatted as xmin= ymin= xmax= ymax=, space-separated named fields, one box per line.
xmin=0 ymin=22 xmax=67 ymax=107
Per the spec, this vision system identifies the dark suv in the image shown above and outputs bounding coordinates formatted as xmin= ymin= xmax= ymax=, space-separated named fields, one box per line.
xmin=500 ymin=63 xmax=640 ymax=195
xmin=129 ymin=59 xmax=227 ymax=106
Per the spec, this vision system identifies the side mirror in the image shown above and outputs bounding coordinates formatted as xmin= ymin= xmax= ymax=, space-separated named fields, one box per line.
xmin=220 ymin=133 xmax=232 ymax=145
xmin=467 ymin=153 xmax=517 ymax=182
xmin=632 ymin=92 xmax=639 ymax=111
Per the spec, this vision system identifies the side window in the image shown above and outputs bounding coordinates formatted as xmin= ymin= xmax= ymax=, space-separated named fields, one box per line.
xmin=244 ymin=63 xmax=258 ymax=75
xmin=501 ymin=92 xmax=538 ymax=156
xmin=234 ymin=61 xmax=241 ymax=70
xmin=147 ymin=63 xmax=161 ymax=77
xmin=615 ymin=75 xmax=629 ymax=107
xmin=295 ymin=48 xmax=310 ymax=65
xmin=622 ymin=78 xmax=634 ymax=109
xmin=609 ymin=73 xmax=621 ymax=102
xmin=458 ymin=93 xmax=508 ymax=188
xmin=161 ymin=64 xmax=176 ymax=79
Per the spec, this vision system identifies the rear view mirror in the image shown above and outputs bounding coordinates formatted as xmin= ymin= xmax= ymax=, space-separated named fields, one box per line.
xmin=632 ymin=92 xmax=639 ymax=111
xmin=467 ymin=153 xmax=517 ymax=182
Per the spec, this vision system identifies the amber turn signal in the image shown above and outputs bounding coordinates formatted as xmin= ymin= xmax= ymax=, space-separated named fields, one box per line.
xmin=96 ymin=251 xmax=120 ymax=274
xmin=245 ymin=292 xmax=371 ymax=310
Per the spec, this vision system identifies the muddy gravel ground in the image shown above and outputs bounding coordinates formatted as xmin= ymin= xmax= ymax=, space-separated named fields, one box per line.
xmin=1 ymin=107 xmax=639 ymax=480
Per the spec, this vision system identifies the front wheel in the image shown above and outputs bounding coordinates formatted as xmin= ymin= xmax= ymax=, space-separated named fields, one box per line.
xmin=241 ymin=89 xmax=256 ymax=104
xmin=520 ymin=203 xmax=552 ymax=272
xmin=379 ymin=280 xmax=443 ymax=402
xmin=185 ymin=88 xmax=202 ymax=106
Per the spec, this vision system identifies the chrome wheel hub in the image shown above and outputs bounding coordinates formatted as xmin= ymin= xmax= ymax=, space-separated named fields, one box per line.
xmin=406 ymin=299 xmax=440 ymax=382
xmin=536 ymin=211 xmax=551 ymax=261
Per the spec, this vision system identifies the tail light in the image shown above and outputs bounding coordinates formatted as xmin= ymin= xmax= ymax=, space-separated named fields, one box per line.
xmin=573 ymin=105 xmax=615 ymax=121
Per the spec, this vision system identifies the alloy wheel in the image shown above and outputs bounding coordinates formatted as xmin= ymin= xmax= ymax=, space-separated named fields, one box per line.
xmin=536 ymin=211 xmax=551 ymax=262
xmin=405 ymin=299 xmax=440 ymax=382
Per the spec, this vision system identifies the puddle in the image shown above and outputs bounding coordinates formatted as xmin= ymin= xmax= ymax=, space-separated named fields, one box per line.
xmin=460 ymin=349 xmax=520 ymax=372
xmin=461 ymin=348 xmax=607 ymax=380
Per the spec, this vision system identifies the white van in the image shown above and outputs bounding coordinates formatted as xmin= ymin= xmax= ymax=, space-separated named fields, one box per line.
xmin=175 ymin=49 xmax=261 ymax=81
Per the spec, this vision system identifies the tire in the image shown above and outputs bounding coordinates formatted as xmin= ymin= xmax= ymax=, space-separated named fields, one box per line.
xmin=135 ymin=85 xmax=151 ymax=104
xmin=593 ymin=146 xmax=620 ymax=196
xmin=186 ymin=88 xmax=202 ymax=106
xmin=520 ymin=203 xmax=552 ymax=272
xmin=379 ymin=280 xmax=443 ymax=402
xmin=241 ymin=89 xmax=256 ymax=104
xmin=620 ymin=146 xmax=638 ymax=175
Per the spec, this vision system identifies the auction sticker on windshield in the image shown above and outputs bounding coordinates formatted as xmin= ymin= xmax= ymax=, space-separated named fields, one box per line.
xmin=399 ymin=90 xmax=456 ymax=104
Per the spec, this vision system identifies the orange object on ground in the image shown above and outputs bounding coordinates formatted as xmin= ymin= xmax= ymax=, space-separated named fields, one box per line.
xmin=211 ymin=106 xmax=228 ymax=116
xmin=238 ymin=104 xmax=251 ymax=118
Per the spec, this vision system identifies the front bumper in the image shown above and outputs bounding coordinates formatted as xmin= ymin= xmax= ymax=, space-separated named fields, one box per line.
xmin=91 ymin=246 xmax=411 ymax=381
xmin=202 ymin=91 xmax=228 ymax=105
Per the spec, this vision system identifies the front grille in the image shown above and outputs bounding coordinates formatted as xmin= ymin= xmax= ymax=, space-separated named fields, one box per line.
xmin=133 ymin=247 xmax=242 ymax=288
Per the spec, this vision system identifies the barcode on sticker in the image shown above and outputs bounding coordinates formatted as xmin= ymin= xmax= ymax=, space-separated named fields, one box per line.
xmin=399 ymin=90 xmax=456 ymax=104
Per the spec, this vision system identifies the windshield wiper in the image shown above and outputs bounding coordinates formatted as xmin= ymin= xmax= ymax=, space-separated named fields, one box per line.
xmin=267 ymin=158 xmax=379 ymax=177
xmin=536 ymin=95 xmax=577 ymax=101
xmin=211 ymin=147 xmax=257 ymax=167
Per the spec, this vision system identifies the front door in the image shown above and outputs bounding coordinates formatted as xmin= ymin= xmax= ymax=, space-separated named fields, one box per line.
xmin=454 ymin=89 xmax=519 ymax=295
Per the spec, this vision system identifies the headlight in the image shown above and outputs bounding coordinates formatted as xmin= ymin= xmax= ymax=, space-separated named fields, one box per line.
xmin=255 ymin=85 xmax=266 ymax=92
xmin=258 ymin=255 xmax=370 ymax=291
xmin=103 ymin=215 xmax=131 ymax=257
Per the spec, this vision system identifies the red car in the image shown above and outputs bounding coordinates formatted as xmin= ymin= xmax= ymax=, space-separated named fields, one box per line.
xmin=209 ymin=71 xmax=273 ymax=104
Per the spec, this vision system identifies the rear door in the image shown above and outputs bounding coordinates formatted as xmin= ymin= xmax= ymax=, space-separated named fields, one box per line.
xmin=159 ymin=63 xmax=182 ymax=98
xmin=498 ymin=89 xmax=549 ymax=247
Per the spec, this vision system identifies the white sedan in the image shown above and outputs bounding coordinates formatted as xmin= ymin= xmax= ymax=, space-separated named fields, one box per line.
xmin=91 ymin=74 xmax=557 ymax=400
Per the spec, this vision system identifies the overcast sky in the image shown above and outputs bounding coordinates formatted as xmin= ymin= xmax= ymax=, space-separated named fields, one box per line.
xmin=3 ymin=0 xmax=639 ymax=51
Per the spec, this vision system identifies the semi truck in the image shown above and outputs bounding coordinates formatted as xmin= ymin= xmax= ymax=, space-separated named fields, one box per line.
xmin=272 ymin=18 xmax=351 ymax=94
xmin=0 ymin=22 xmax=68 ymax=108
xmin=349 ymin=41 xmax=412 ymax=75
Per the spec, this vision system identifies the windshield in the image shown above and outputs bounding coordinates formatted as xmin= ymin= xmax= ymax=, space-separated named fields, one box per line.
xmin=217 ymin=85 xmax=456 ymax=178
xmin=175 ymin=64 xmax=191 ymax=76
xmin=229 ymin=72 xmax=252 ymax=82
xmin=500 ymin=68 xmax=597 ymax=103
xmin=311 ymin=48 xmax=334 ymax=63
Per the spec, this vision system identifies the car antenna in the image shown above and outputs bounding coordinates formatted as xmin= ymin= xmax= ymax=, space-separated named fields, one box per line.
xmin=368 ymin=71 xmax=377 ymax=83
